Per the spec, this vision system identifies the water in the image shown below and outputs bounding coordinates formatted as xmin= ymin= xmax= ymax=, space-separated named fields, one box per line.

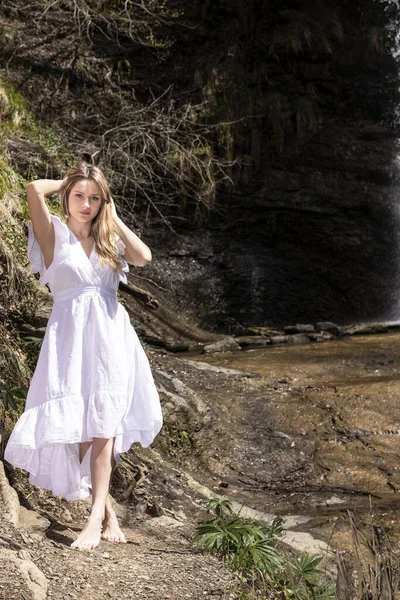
xmin=184 ymin=332 xmax=400 ymax=549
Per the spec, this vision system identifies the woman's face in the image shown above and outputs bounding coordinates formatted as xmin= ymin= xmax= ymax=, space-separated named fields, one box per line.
xmin=68 ymin=179 xmax=103 ymax=223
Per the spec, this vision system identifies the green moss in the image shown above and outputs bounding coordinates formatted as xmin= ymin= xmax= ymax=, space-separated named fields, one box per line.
xmin=0 ymin=158 xmax=25 ymax=199
xmin=160 ymin=421 xmax=193 ymax=457
xmin=0 ymin=77 xmax=74 ymax=181
xmin=0 ymin=323 xmax=31 ymax=389
xmin=0 ymin=74 xmax=26 ymax=116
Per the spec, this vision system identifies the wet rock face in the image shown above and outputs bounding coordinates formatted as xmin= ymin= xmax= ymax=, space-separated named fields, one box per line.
xmin=147 ymin=119 xmax=400 ymax=330
xmin=208 ymin=112 xmax=400 ymax=328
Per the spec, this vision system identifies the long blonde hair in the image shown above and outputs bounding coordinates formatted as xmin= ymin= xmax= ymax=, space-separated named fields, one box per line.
xmin=59 ymin=161 xmax=122 ymax=272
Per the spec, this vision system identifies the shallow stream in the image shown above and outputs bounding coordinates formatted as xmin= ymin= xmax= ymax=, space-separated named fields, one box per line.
xmin=184 ymin=332 xmax=400 ymax=551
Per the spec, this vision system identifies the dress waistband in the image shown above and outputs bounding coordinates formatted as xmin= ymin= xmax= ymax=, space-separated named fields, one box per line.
xmin=53 ymin=285 xmax=117 ymax=303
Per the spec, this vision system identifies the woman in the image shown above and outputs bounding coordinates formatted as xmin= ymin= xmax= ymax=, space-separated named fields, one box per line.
xmin=4 ymin=160 xmax=163 ymax=550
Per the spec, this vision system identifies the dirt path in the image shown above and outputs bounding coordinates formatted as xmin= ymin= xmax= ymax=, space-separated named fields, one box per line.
xmin=0 ymin=474 xmax=231 ymax=600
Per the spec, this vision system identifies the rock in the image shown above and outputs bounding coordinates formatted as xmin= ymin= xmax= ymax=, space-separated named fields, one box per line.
xmin=308 ymin=331 xmax=334 ymax=342
xmin=62 ymin=508 xmax=73 ymax=523
xmin=270 ymin=336 xmax=289 ymax=344
xmin=320 ymin=331 xmax=334 ymax=341
xmin=307 ymin=332 xmax=322 ymax=342
xmin=109 ymin=495 xmax=128 ymax=520
xmin=165 ymin=343 xmax=190 ymax=352
xmin=284 ymin=324 xmax=315 ymax=334
xmin=288 ymin=333 xmax=310 ymax=345
xmin=325 ymin=495 xmax=346 ymax=506
xmin=147 ymin=502 xmax=166 ymax=517
xmin=242 ymin=327 xmax=282 ymax=337
xmin=202 ymin=337 xmax=241 ymax=354
xmin=0 ymin=460 xmax=20 ymax=526
xmin=171 ymin=377 xmax=188 ymax=395
xmin=340 ymin=323 xmax=398 ymax=336
xmin=234 ymin=336 xmax=272 ymax=348
xmin=181 ymin=359 xmax=256 ymax=377
xmin=146 ymin=515 xmax=184 ymax=529
xmin=0 ymin=426 xmax=9 ymax=444
xmin=315 ymin=321 xmax=340 ymax=335
xmin=0 ymin=548 xmax=48 ymax=600
xmin=136 ymin=501 xmax=148 ymax=519
xmin=17 ymin=549 xmax=32 ymax=561
xmin=19 ymin=506 xmax=50 ymax=531
xmin=174 ymin=509 xmax=187 ymax=521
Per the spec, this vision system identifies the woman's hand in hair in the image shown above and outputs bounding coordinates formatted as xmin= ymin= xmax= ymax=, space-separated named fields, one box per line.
xmin=109 ymin=196 xmax=118 ymax=220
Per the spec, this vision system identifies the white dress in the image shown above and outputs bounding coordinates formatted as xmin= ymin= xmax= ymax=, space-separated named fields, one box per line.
xmin=4 ymin=214 xmax=163 ymax=501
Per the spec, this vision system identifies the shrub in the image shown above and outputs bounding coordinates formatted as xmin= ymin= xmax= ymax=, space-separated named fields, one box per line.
xmin=194 ymin=498 xmax=334 ymax=599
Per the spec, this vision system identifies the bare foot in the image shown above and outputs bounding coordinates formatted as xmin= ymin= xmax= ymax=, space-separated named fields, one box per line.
xmin=71 ymin=514 xmax=103 ymax=550
xmin=102 ymin=505 xmax=127 ymax=544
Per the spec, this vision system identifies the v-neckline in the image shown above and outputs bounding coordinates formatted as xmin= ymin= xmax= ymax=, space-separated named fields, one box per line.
xmin=68 ymin=228 xmax=95 ymax=262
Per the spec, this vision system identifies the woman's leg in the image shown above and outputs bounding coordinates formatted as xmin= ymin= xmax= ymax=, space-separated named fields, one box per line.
xmin=102 ymin=495 xmax=126 ymax=543
xmin=102 ymin=438 xmax=126 ymax=543
xmin=71 ymin=437 xmax=114 ymax=550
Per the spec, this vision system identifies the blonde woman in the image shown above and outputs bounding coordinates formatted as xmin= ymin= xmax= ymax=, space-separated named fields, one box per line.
xmin=5 ymin=160 xmax=163 ymax=550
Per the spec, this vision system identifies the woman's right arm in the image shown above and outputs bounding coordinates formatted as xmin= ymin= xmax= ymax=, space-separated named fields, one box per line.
xmin=27 ymin=179 xmax=65 ymax=270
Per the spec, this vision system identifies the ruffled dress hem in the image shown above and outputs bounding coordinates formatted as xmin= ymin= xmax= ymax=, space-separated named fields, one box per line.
xmin=5 ymin=391 xmax=162 ymax=501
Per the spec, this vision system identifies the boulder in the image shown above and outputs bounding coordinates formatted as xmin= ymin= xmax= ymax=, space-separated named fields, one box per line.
xmin=146 ymin=515 xmax=184 ymax=529
xmin=202 ymin=337 xmax=241 ymax=354
xmin=315 ymin=321 xmax=340 ymax=335
xmin=0 ymin=460 xmax=20 ymax=526
xmin=0 ymin=548 xmax=48 ymax=600
xmin=289 ymin=333 xmax=310 ymax=345
xmin=308 ymin=331 xmax=334 ymax=342
xmin=234 ymin=336 xmax=272 ymax=348
xmin=242 ymin=327 xmax=283 ymax=337
xmin=284 ymin=324 xmax=315 ymax=334
xmin=270 ymin=336 xmax=289 ymax=344
xmin=18 ymin=506 xmax=50 ymax=531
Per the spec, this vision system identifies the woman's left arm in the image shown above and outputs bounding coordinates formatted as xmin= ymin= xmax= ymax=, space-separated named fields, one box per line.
xmin=111 ymin=199 xmax=152 ymax=267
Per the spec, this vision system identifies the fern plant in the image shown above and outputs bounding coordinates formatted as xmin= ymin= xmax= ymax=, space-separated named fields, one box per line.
xmin=275 ymin=554 xmax=335 ymax=599
xmin=194 ymin=498 xmax=334 ymax=599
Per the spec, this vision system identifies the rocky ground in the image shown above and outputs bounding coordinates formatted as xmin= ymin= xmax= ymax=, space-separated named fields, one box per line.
xmin=4 ymin=275 xmax=400 ymax=598
xmin=0 ymin=468 xmax=233 ymax=600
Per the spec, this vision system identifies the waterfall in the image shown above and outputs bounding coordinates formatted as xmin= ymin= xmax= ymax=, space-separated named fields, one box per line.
xmin=381 ymin=1 xmax=400 ymax=122
xmin=377 ymin=0 xmax=400 ymax=322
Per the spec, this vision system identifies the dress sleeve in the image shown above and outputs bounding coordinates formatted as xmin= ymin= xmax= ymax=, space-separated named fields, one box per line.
xmin=115 ymin=233 xmax=130 ymax=284
xmin=27 ymin=214 xmax=70 ymax=287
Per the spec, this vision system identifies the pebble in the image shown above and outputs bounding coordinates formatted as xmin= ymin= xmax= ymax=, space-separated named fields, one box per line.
xmin=63 ymin=509 xmax=73 ymax=523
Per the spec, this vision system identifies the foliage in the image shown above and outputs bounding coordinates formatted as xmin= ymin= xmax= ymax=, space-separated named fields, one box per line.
xmin=86 ymin=93 xmax=231 ymax=226
xmin=274 ymin=554 xmax=335 ymax=600
xmin=0 ymin=381 xmax=27 ymax=412
xmin=20 ymin=334 xmax=44 ymax=371
xmin=35 ymin=0 xmax=183 ymax=50
xmin=336 ymin=511 xmax=400 ymax=599
xmin=194 ymin=498 xmax=334 ymax=599
xmin=267 ymin=10 xmax=343 ymax=59
xmin=161 ymin=421 xmax=191 ymax=456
